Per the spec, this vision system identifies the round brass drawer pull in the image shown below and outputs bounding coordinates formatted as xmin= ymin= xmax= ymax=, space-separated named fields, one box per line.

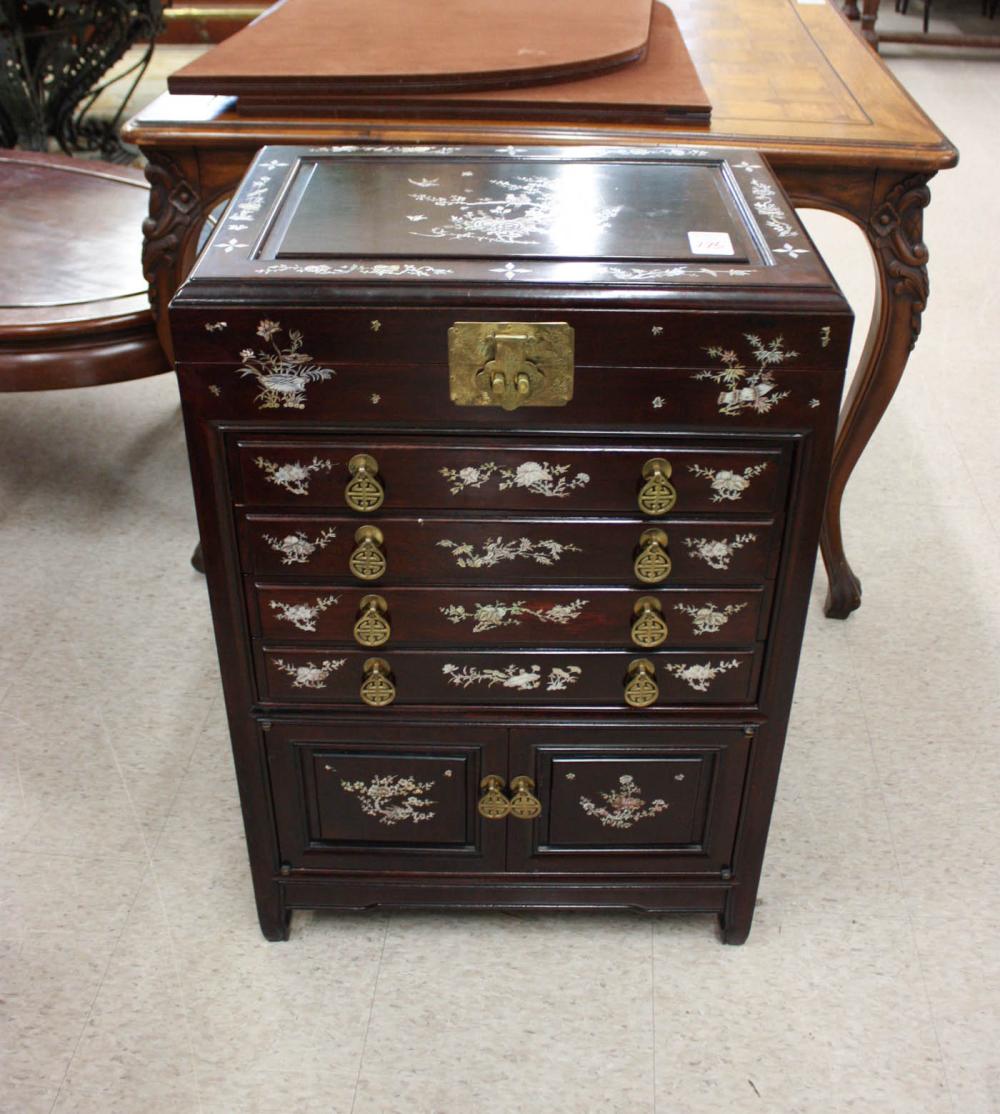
xmin=638 ymin=457 xmax=677 ymax=516
xmin=634 ymin=528 xmax=672 ymax=584
xmin=345 ymin=453 xmax=384 ymax=513
xmin=478 ymin=774 xmax=511 ymax=819
xmin=631 ymin=595 xmax=669 ymax=649
xmin=625 ymin=658 xmax=659 ymax=708
xmin=353 ymin=594 xmax=390 ymax=648
xmin=349 ymin=525 xmax=386 ymax=580
xmin=360 ymin=656 xmax=395 ymax=707
xmin=509 ymin=775 xmax=542 ymax=820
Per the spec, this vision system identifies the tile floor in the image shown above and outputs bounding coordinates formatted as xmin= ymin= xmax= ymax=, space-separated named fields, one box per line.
xmin=3 ymin=17 xmax=1000 ymax=1114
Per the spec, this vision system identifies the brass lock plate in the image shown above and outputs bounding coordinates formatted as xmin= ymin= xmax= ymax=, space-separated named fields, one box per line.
xmin=448 ymin=322 xmax=574 ymax=411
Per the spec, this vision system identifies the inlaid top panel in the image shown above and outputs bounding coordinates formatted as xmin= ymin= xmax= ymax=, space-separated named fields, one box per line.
xmin=182 ymin=144 xmax=838 ymax=299
xmin=276 ymin=157 xmax=754 ymax=263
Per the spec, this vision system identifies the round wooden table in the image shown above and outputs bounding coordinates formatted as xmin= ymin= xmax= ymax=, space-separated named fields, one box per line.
xmin=0 ymin=150 xmax=169 ymax=391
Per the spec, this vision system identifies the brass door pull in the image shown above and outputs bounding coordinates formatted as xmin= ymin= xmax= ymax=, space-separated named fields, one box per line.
xmin=625 ymin=658 xmax=659 ymax=708
xmin=631 ymin=596 xmax=669 ymax=649
xmin=353 ymin=594 xmax=390 ymax=648
xmin=478 ymin=775 xmax=511 ymax=819
xmin=360 ymin=657 xmax=395 ymax=707
xmin=637 ymin=457 xmax=677 ymax=516
xmin=634 ymin=528 xmax=672 ymax=584
xmin=509 ymin=775 xmax=542 ymax=820
xmin=345 ymin=453 xmax=384 ymax=513
xmin=349 ymin=525 xmax=386 ymax=580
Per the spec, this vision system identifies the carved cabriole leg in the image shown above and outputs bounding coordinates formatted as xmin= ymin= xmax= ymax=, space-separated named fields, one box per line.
xmin=821 ymin=171 xmax=932 ymax=618
xmin=141 ymin=148 xmax=205 ymax=362
xmin=861 ymin=0 xmax=881 ymax=46
xmin=777 ymin=165 xmax=932 ymax=619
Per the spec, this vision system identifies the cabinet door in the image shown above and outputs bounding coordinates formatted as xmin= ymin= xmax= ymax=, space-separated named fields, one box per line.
xmin=506 ymin=726 xmax=750 ymax=875
xmin=265 ymin=722 xmax=507 ymax=872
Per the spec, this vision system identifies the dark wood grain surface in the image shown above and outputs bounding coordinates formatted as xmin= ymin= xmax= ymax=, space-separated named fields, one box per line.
xmin=170 ymin=145 xmax=850 ymax=943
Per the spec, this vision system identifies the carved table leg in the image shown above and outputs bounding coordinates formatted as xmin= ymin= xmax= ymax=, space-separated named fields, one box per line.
xmin=142 ymin=149 xmax=207 ymax=362
xmin=820 ymin=171 xmax=931 ymax=618
xmin=860 ymin=0 xmax=881 ymax=47
xmin=843 ymin=0 xmax=860 ymax=20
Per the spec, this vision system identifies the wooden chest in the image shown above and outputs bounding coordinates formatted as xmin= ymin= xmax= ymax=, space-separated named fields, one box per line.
xmin=170 ymin=144 xmax=851 ymax=943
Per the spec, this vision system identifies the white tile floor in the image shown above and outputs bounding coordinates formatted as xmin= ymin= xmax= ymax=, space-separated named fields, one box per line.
xmin=3 ymin=20 xmax=1000 ymax=1114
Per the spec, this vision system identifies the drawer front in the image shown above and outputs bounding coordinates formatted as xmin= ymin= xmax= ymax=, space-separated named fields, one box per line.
xmin=506 ymin=725 xmax=750 ymax=875
xmin=240 ymin=515 xmax=782 ymax=585
xmin=233 ymin=437 xmax=790 ymax=515
xmin=265 ymin=722 xmax=507 ymax=872
xmin=251 ymin=584 xmax=768 ymax=648
xmin=258 ymin=648 xmax=762 ymax=707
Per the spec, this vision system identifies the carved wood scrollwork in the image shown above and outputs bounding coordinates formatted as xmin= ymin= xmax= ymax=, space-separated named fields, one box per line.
xmin=870 ymin=174 xmax=932 ymax=352
xmin=141 ymin=153 xmax=201 ymax=326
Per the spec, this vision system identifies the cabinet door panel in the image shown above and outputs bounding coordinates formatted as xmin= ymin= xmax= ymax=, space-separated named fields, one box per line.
xmin=506 ymin=725 xmax=750 ymax=875
xmin=265 ymin=722 xmax=507 ymax=872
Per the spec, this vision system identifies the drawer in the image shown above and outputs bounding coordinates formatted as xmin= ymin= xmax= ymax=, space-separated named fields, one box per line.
xmin=257 ymin=648 xmax=762 ymax=707
xmin=506 ymin=725 xmax=751 ymax=875
xmin=251 ymin=584 xmax=769 ymax=648
xmin=239 ymin=514 xmax=783 ymax=584
xmin=264 ymin=722 xmax=508 ymax=873
xmin=232 ymin=436 xmax=791 ymax=515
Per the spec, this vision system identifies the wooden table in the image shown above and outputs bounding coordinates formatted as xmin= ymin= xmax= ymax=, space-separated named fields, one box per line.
xmin=0 ymin=151 xmax=169 ymax=390
xmin=844 ymin=0 xmax=1000 ymax=49
xmin=123 ymin=0 xmax=957 ymax=620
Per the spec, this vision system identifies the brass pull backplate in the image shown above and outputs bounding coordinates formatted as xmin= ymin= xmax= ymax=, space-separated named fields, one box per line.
xmin=349 ymin=525 xmax=386 ymax=580
xmin=634 ymin=528 xmax=672 ymax=584
xmin=345 ymin=453 xmax=384 ymax=513
xmin=625 ymin=658 xmax=659 ymax=708
xmin=509 ymin=775 xmax=542 ymax=820
xmin=478 ymin=775 xmax=511 ymax=819
xmin=360 ymin=656 xmax=395 ymax=707
xmin=449 ymin=322 xmax=574 ymax=411
xmin=638 ymin=458 xmax=677 ymax=516
xmin=631 ymin=596 xmax=669 ymax=649
xmin=353 ymin=594 xmax=390 ymax=648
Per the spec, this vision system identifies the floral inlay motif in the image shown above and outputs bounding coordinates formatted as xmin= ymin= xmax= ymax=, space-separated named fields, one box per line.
xmin=439 ymin=460 xmax=589 ymax=499
xmin=407 ymin=174 xmax=623 ymax=246
xmin=254 ymin=456 xmax=334 ymax=496
xmin=693 ymin=334 xmax=797 ymax=417
xmin=606 ymin=265 xmax=754 ymax=281
xmin=339 ymin=774 xmax=436 ymax=826
xmin=440 ymin=598 xmax=588 ymax=633
xmin=820 ymin=326 xmax=832 ymax=348
xmin=750 ymin=178 xmax=797 ymax=241
xmin=268 ymin=594 xmax=340 ymax=633
xmin=272 ymin=658 xmax=346 ymax=689
xmin=684 ymin=534 xmax=758 ymax=571
xmin=205 ymin=321 xmax=227 ymax=332
xmin=579 ymin=775 xmax=669 ymax=829
xmin=436 ymin=536 xmax=581 ymax=569
xmin=662 ymin=658 xmax=743 ymax=693
xmin=442 ymin=663 xmax=582 ymax=692
xmin=208 ymin=385 xmax=221 ymax=397
xmin=688 ymin=462 xmax=769 ymax=502
xmin=674 ymin=601 xmax=748 ymax=636
xmin=237 ymin=320 xmax=335 ymax=410
xmin=227 ymin=172 xmax=272 ymax=231
xmin=263 ymin=527 xmax=338 ymax=566
xmin=253 ymin=262 xmax=453 ymax=278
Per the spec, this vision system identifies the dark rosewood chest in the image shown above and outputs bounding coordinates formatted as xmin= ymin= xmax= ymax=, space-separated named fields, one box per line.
xmin=170 ymin=144 xmax=851 ymax=943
